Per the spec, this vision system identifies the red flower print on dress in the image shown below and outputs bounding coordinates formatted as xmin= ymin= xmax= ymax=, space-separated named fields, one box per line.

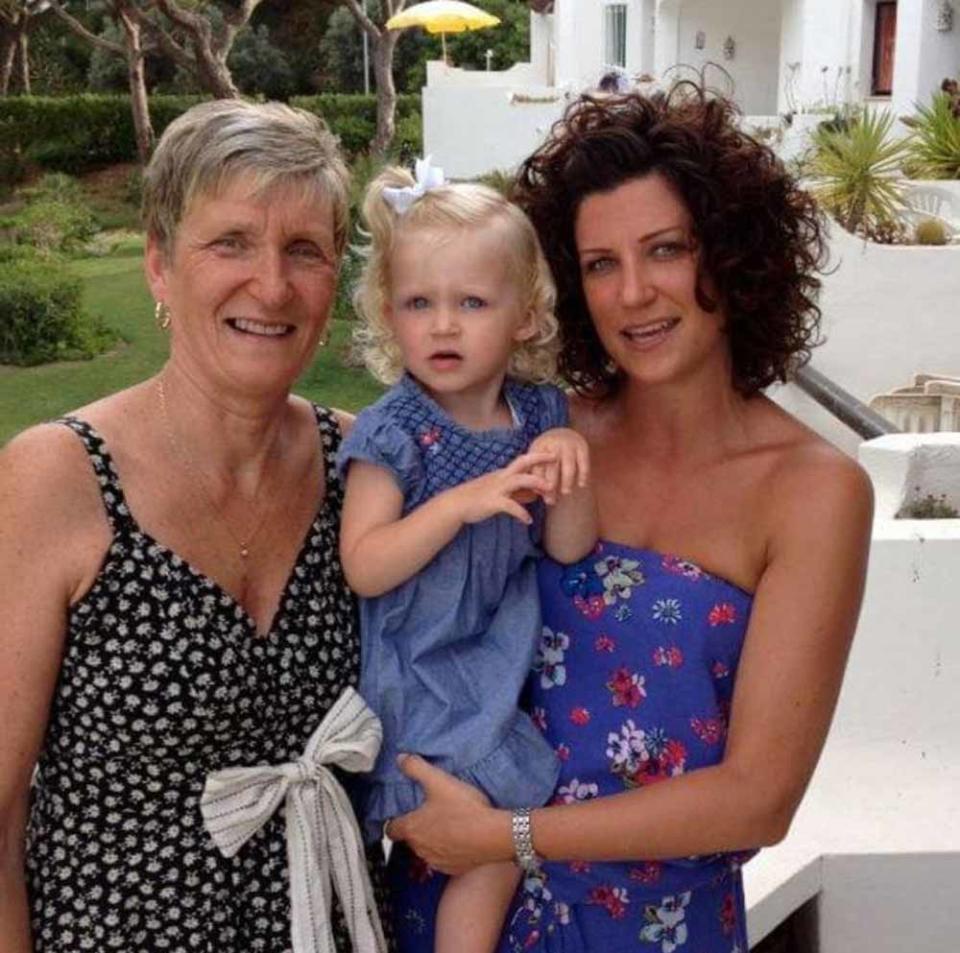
xmin=606 ymin=722 xmax=687 ymax=788
xmin=661 ymin=554 xmax=707 ymax=581
xmin=570 ymin=707 xmax=591 ymax=726
xmin=587 ymin=885 xmax=629 ymax=919
xmin=690 ymin=715 xmax=727 ymax=744
xmin=711 ymin=659 xmax=730 ymax=678
xmin=629 ymin=861 xmax=663 ymax=884
xmin=595 ymin=634 xmax=616 ymax=653
xmin=574 ymin=593 xmax=606 ymax=619
xmin=556 ymin=743 xmax=571 ymax=761
xmin=653 ymin=645 xmax=684 ymax=668
xmin=418 ymin=426 xmax=442 ymax=452
xmin=531 ymin=706 xmax=548 ymax=732
xmin=606 ymin=667 xmax=647 ymax=708
xmin=720 ymin=892 xmax=736 ymax=934
xmin=662 ymin=739 xmax=687 ymax=772
xmin=708 ymin=602 xmax=737 ymax=626
xmin=569 ymin=860 xmax=592 ymax=874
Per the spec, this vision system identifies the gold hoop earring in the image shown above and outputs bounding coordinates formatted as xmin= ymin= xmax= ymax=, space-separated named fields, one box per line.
xmin=155 ymin=301 xmax=171 ymax=331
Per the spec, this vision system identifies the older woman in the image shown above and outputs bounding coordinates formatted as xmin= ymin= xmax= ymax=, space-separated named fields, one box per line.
xmin=0 ymin=101 xmax=387 ymax=952
xmin=386 ymin=86 xmax=873 ymax=951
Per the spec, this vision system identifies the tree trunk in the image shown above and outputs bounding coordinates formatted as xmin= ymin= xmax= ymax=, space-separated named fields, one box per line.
xmin=193 ymin=44 xmax=240 ymax=98
xmin=16 ymin=27 xmax=28 ymax=94
xmin=0 ymin=31 xmax=15 ymax=95
xmin=370 ymin=29 xmax=398 ymax=157
xmin=118 ymin=5 xmax=155 ymax=162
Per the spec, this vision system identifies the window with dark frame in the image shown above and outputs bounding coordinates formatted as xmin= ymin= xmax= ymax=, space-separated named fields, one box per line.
xmin=872 ymin=1 xmax=897 ymax=96
xmin=605 ymin=4 xmax=628 ymax=69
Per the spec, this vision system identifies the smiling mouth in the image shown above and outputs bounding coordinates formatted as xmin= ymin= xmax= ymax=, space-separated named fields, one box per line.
xmin=428 ymin=351 xmax=463 ymax=363
xmin=622 ymin=318 xmax=680 ymax=343
xmin=227 ymin=318 xmax=294 ymax=338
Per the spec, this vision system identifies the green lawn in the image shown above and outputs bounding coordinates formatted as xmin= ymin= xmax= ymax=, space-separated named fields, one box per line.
xmin=0 ymin=236 xmax=384 ymax=445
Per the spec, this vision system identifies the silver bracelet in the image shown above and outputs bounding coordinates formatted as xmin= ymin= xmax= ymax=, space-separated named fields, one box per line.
xmin=511 ymin=807 xmax=542 ymax=874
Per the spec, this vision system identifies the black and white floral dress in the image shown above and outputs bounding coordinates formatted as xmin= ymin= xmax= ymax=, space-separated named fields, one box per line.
xmin=26 ymin=408 xmax=389 ymax=952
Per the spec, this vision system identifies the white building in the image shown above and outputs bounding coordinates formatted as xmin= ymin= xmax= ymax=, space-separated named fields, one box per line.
xmin=424 ymin=0 xmax=960 ymax=177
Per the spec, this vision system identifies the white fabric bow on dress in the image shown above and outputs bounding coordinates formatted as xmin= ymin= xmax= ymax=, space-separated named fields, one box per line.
xmin=200 ymin=687 xmax=386 ymax=953
xmin=383 ymin=155 xmax=445 ymax=214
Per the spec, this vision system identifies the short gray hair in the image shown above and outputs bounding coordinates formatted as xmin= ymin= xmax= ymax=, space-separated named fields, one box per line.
xmin=142 ymin=99 xmax=351 ymax=256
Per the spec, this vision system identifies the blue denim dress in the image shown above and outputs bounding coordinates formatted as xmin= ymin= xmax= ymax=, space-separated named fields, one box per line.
xmin=337 ymin=374 xmax=565 ymax=841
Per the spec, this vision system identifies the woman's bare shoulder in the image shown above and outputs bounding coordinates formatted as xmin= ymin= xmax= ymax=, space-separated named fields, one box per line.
xmin=757 ymin=404 xmax=874 ymax=543
xmin=0 ymin=422 xmax=112 ymax=600
xmin=3 ymin=420 xmax=93 ymax=485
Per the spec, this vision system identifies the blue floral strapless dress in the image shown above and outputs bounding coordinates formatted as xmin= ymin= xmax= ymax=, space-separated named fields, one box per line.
xmin=389 ymin=541 xmax=756 ymax=953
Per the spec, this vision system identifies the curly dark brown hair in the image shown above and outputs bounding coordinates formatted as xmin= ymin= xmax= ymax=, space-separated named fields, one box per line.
xmin=512 ymin=84 xmax=826 ymax=398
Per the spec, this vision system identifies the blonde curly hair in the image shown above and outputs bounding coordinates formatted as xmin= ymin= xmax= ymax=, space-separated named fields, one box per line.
xmin=353 ymin=165 xmax=559 ymax=386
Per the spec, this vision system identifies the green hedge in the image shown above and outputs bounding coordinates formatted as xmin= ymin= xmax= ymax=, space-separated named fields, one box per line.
xmin=0 ymin=95 xmax=203 ymax=171
xmin=290 ymin=94 xmax=422 ymax=157
xmin=0 ymin=93 xmax=422 ymax=173
xmin=0 ymin=257 xmax=115 ymax=365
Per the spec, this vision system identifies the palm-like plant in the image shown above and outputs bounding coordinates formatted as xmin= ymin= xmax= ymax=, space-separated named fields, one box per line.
xmin=904 ymin=93 xmax=960 ymax=179
xmin=809 ymin=109 xmax=910 ymax=234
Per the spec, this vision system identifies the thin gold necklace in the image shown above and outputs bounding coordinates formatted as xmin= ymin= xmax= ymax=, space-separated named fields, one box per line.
xmin=156 ymin=376 xmax=272 ymax=560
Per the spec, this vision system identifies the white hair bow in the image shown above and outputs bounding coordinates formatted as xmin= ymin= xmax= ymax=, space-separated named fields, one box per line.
xmin=383 ymin=156 xmax=445 ymax=214
xmin=200 ymin=688 xmax=386 ymax=953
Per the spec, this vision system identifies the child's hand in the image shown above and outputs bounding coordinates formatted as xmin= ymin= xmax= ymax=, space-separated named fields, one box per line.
xmin=527 ymin=427 xmax=591 ymax=505
xmin=449 ymin=451 xmax=554 ymax=525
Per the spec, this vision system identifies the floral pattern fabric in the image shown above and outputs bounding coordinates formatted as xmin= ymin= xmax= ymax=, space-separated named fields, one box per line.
xmin=389 ymin=541 xmax=755 ymax=952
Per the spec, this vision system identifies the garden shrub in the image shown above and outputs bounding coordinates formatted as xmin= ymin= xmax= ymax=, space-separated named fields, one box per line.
xmin=903 ymin=92 xmax=960 ymax=180
xmin=0 ymin=95 xmax=203 ymax=171
xmin=19 ymin=172 xmax=86 ymax=205
xmin=0 ymin=244 xmax=40 ymax=264
xmin=7 ymin=176 xmax=99 ymax=255
xmin=0 ymin=142 xmax=28 ymax=194
xmin=897 ymin=493 xmax=959 ymax=519
xmin=292 ymin=94 xmax=422 ymax=157
xmin=0 ymin=259 xmax=114 ymax=365
xmin=809 ymin=108 xmax=908 ymax=235
xmin=914 ymin=218 xmax=949 ymax=245
xmin=0 ymin=94 xmax=422 ymax=171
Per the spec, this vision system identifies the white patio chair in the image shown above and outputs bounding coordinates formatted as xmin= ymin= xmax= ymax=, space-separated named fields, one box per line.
xmin=901 ymin=185 xmax=960 ymax=242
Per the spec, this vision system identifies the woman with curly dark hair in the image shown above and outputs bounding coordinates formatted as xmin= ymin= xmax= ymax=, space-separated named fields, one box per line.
xmin=385 ymin=84 xmax=873 ymax=952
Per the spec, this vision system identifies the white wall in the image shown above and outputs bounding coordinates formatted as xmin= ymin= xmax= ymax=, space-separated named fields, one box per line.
xmin=529 ymin=10 xmax=553 ymax=85
xmin=553 ymin=0 xmax=647 ymax=89
xmin=674 ymin=0 xmax=783 ymax=114
xmin=818 ymin=854 xmax=960 ymax=953
xmin=745 ymin=434 xmax=960 ymax=949
xmin=772 ymin=222 xmax=960 ymax=456
xmin=779 ymin=0 xmax=805 ymax=112
xmin=794 ymin=0 xmax=859 ymax=108
xmin=891 ymin=0 xmax=960 ymax=119
xmin=422 ymin=77 xmax=568 ymax=179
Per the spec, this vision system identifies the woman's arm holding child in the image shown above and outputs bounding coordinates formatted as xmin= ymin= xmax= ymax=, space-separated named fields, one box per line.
xmin=340 ymin=452 xmax=555 ymax=597
xmin=530 ymin=428 xmax=598 ymax=564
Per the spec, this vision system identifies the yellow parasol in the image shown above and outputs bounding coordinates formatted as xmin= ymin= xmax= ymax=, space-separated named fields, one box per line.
xmin=386 ymin=1 xmax=501 ymax=65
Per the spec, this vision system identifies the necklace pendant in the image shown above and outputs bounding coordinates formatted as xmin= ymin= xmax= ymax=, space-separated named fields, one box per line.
xmin=240 ymin=545 xmax=249 ymax=559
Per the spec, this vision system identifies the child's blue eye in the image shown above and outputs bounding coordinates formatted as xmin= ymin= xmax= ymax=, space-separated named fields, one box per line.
xmin=406 ymin=296 xmax=430 ymax=310
xmin=462 ymin=296 xmax=485 ymax=310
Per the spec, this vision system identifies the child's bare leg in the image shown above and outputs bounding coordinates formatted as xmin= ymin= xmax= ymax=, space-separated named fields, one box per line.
xmin=435 ymin=861 xmax=520 ymax=953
